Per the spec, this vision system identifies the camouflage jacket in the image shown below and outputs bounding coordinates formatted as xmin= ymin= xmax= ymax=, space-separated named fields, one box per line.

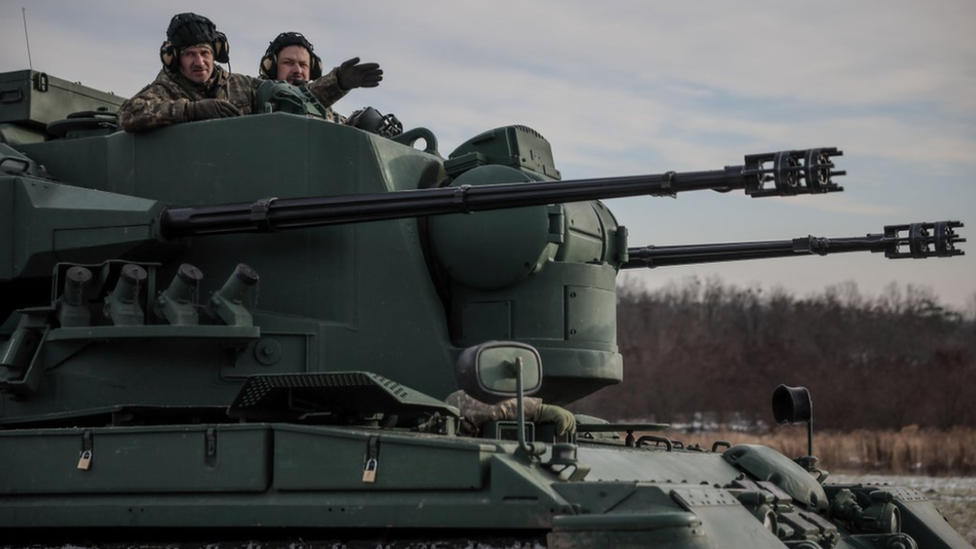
xmin=446 ymin=390 xmax=543 ymax=436
xmin=118 ymin=66 xmax=347 ymax=132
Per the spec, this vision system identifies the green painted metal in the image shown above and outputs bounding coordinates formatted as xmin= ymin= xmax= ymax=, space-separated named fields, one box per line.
xmin=0 ymin=71 xmax=971 ymax=548
xmin=0 ymin=71 xmax=125 ymax=131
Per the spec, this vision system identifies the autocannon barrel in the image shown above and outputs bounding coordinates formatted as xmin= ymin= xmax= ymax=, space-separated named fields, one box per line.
xmin=159 ymin=148 xmax=844 ymax=238
xmin=623 ymin=221 xmax=965 ymax=269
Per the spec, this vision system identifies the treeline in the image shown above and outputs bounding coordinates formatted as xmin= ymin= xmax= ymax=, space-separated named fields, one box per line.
xmin=572 ymin=278 xmax=976 ymax=431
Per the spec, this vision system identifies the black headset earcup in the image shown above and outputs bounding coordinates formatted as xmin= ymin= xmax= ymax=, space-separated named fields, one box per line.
xmin=213 ymin=32 xmax=230 ymax=64
xmin=260 ymin=54 xmax=276 ymax=79
xmin=159 ymin=41 xmax=176 ymax=69
xmin=311 ymin=54 xmax=323 ymax=80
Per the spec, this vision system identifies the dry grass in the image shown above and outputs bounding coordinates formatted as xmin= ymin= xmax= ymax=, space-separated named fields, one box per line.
xmin=660 ymin=426 xmax=976 ymax=475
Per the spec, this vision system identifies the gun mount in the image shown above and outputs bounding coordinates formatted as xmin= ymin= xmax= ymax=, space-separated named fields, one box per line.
xmin=0 ymin=70 xmax=971 ymax=548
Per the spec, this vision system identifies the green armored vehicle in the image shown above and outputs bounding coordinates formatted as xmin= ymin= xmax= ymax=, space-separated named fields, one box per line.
xmin=0 ymin=69 xmax=970 ymax=548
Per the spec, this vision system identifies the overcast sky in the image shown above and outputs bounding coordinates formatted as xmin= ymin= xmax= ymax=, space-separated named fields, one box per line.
xmin=2 ymin=1 xmax=974 ymax=310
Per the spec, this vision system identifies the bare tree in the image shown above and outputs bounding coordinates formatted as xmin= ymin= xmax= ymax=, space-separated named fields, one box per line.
xmin=573 ymin=278 xmax=976 ymax=431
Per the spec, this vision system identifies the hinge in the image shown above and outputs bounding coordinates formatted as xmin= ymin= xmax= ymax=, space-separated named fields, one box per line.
xmin=547 ymin=205 xmax=565 ymax=244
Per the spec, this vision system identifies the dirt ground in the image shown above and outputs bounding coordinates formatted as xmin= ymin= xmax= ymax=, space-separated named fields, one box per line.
xmin=830 ymin=473 xmax=976 ymax=545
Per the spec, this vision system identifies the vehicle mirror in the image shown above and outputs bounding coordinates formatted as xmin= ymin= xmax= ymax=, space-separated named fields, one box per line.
xmin=772 ymin=384 xmax=812 ymax=425
xmin=456 ymin=341 xmax=542 ymax=404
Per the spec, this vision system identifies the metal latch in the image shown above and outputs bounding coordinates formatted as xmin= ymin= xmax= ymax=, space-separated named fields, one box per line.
xmin=205 ymin=427 xmax=217 ymax=466
xmin=33 ymin=72 xmax=49 ymax=92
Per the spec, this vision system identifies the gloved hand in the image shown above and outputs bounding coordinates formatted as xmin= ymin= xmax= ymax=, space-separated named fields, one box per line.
xmin=185 ymin=99 xmax=240 ymax=121
xmin=336 ymin=57 xmax=383 ymax=90
xmin=536 ymin=404 xmax=577 ymax=437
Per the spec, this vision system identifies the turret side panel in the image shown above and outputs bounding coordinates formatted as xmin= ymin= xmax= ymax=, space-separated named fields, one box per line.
xmin=14 ymin=115 xmax=460 ymax=403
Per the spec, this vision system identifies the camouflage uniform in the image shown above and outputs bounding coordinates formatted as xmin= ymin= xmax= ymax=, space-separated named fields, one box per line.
xmin=446 ymin=390 xmax=544 ymax=436
xmin=118 ymin=66 xmax=347 ymax=132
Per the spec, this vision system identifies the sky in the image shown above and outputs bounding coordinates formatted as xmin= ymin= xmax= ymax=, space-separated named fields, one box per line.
xmin=1 ymin=1 xmax=974 ymax=311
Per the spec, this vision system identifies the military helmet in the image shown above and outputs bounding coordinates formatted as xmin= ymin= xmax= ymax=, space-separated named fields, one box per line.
xmin=259 ymin=32 xmax=323 ymax=80
xmin=159 ymin=12 xmax=230 ymax=69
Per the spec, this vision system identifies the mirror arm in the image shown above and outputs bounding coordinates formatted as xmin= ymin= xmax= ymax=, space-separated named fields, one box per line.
xmin=807 ymin=401 xmax=814 ymax=458
xmin=511 ymin=357 xmax=544 ymax=460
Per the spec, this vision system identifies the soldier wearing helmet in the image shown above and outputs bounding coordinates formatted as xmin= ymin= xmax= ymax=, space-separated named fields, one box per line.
xmin=258 ymin=32 xmax=383 ymax=124
xmin=259 ymin=31 xmax=382 ymax=88
xmin=118 ymin=13 xmax=381 ymax=132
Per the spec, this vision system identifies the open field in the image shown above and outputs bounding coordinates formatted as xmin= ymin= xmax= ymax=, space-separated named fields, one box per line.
xmin=660 ymin=427 xmax=976 ymax=543
xmin=669 ymin=426 xmax=976 ymax=475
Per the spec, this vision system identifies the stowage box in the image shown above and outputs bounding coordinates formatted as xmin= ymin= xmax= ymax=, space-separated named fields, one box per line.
xmin=0 ymin=70 xmax=126 ymax=129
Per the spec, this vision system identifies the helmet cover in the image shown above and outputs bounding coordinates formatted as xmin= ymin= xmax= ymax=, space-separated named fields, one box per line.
xmin=167 ymin=13 xmax=220 ymax=49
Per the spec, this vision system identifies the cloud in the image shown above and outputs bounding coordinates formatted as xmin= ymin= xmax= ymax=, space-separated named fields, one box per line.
xmin=766 ymin=194 xmax=903 ymax=218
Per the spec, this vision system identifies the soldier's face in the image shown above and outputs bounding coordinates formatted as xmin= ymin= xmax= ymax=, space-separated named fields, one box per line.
xmin=277 ymin=45 xmax=312 ymax=84
xmin=180 ymin=45 xmax=215 ymax=84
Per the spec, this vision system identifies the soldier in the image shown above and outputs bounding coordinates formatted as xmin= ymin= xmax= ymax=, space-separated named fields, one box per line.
xmin=257 ymin=31 xmax=383 ymax=124
xmin=446 ymin=390 xmax=577 ymax=439
xmin=118 ymin=13 xmax=381 ymax=132
xmin=259 ymin=31 xmax=382 ymax=88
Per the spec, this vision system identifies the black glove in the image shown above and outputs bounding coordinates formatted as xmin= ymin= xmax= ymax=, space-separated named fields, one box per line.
xmin=336 ymin=57 xmax=383 ymax=90
xmin=185 ymin=99 xmax=241 ymax=121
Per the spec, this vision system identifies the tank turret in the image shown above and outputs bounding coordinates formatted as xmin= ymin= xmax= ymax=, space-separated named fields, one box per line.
xmin=0 ymin=71 xmax=971 ymax=548
xmin=1 ymin=118 xmax=961 ymax=405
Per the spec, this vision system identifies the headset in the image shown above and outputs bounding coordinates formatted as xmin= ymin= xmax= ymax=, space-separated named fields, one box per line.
xmin=159 ymin=13 xmax=230 ymax=71
xmin=259 ymin=32 xmax=323 ymax=81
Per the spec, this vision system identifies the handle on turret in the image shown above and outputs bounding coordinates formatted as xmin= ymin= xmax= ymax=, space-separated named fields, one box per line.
xmin=159 ymin=148 xmax=845 ymax=238
xmin=623 ymin=221 xmax=965 ymax=269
